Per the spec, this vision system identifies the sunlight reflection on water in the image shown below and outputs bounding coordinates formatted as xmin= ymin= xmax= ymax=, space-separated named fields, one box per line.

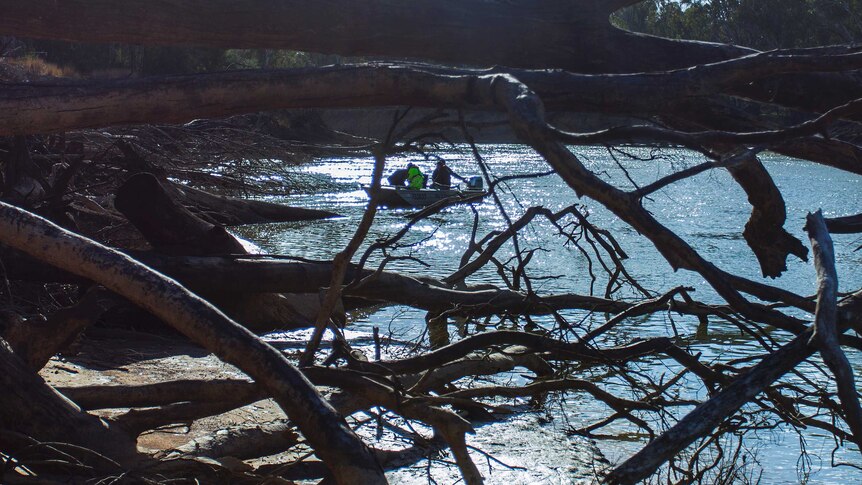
xmin=236 ymin=144 xmax=862 ymax=482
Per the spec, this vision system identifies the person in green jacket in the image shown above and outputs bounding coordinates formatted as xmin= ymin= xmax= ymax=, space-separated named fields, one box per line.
xmin=406 ymin=163 xmax=425 ymax=189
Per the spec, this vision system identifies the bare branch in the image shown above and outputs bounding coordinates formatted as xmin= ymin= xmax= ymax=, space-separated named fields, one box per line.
xmin=806 ymin=210 xmax=862 ymax=449
xmin=0 ymin=201 xmax=385 ymax=483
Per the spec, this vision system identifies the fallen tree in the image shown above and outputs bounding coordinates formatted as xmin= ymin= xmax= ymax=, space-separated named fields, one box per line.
xmin=0 ymin=200 xmax=387 ymax=483
xmin=1 ymin=0 xmax=862 ymax=483
xmin=0 ymin=0 xmax=752 ymax=72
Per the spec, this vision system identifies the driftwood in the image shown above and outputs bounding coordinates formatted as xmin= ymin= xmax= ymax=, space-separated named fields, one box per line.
xmin=0 ymin=339 xmax=142 ymax=470
xmin=2 ymin=288 xmax=107 ymax=371
xmin=114 ymin=172 xmax=337 ymax=330
xmin=172 ymin=421 xmax=298 ymax=460
xmin=173 ymin=182 xmax=338 ymax=226
xmin=114 ymin=399 xmax=267 ymax=438
xmin=1 ymin=1 xmax=861 ymax=482
xmin=0 ymin=201 xmax=386 ymax=483
xmin=806 ymin=211 xmax=862 ymax=448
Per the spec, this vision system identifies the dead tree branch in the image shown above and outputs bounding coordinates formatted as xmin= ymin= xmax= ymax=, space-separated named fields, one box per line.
xmin=806 ymin=210 xmax=862 ymax=449
xmin=0 ymin=201 xmax=386 ymax=483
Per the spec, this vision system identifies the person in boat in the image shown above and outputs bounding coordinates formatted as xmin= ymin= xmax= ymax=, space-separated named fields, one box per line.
xmin=406 ymin=162 xmax=425 ymax=190
xmin=387 ymin=167 xmax=409 ymax=186
xmin=431 ymin=160 xmax=464 ymax=190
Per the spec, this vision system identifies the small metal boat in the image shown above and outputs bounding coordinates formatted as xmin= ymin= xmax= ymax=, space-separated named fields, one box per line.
xmin=364 ymin=185 xmax=486 ymax=208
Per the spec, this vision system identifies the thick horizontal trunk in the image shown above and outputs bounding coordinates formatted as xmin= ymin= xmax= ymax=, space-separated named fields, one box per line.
xmin=0 ymin=248 xmax=736 ymax=321
xmin=121 ymin=253 xmax=634 ymax=316
xmin=3 ymin=65 xmax=861 ymax=178
xmin=0 ymin=67 xmax=478 ymax=135
xmin=0 ymin=0 xmax=748 ymax=72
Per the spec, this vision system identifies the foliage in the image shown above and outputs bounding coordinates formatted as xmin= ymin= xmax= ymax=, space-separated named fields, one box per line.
xmin=613 ymin=0 xmax=862 ymax=49
xmin=21 ymin=39 xmax=347 ymax=77
xmin=0 ymin=55 xmax=78 ymax=80
xmin=26 ymin=40 xmax=127 ymax=75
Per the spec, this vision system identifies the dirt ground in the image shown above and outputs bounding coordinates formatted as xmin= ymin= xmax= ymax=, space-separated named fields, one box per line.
xmin=40 ymin=328 xmax=607 ymax=484
xmin=40 ymin=329 xmax=288 ymax=454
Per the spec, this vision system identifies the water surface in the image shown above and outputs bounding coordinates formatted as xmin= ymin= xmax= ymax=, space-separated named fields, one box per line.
xmin=237 ymin=145 xmax=862 ymax=482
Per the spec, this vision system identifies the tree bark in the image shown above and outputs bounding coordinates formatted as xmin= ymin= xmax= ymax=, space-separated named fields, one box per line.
xmin=59 ymin=379 xmax=260 ymax=410
xmin=806 ymin=211 xmax=862 ymax=448
xmin=173 ymin=421 xmax=298 ymax=460
xmin=0 ymin=338 xmax=142 ymax=470
xmin=724 ymin=151 xmax=808 ymax=277
xmin=0 ymin=201 xmax=386 ymax=483
xmin=3 ymin=288 xmax=106 ymax=370
xmin=0 ymin=0 xmax=749 ymax=72
xmin=2 ymin=247 xmax=746 ymax=324
xmin=174 ymin=183 xmax=338 ymax=226
xmin=2 ymin=64 xmax=861 ymax=179
xmin=115 ymin=172 xmax=329 ymax=330
xmin=115 ymin=172 xmax=247 ymax=256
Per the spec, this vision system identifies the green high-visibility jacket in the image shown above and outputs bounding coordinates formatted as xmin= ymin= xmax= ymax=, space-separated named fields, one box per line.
xmin=407 ymin=166 xmax=425 ymax=189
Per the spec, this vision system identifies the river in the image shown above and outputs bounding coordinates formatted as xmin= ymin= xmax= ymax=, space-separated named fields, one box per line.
xmin=236 ymin=144 xmax=862 ymax=483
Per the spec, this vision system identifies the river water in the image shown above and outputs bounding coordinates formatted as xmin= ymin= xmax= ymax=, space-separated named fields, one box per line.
xmin=237 ymin=144 xmax=862 ymax=483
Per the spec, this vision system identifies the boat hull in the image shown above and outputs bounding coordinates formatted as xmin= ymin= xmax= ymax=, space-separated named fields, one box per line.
xmin=364 ymin=186 xmax=484 ymax=207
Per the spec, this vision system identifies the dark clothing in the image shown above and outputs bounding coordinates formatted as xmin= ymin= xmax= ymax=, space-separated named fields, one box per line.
xmin=431 ymin=164 xmax=460 ymax=189
xmin=387 ymin=169 xmax=409 ymax=186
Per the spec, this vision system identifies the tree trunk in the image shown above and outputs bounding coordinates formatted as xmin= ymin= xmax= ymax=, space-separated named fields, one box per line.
xmin=174 ymin=183 xmax=338 ymax=226
xmin=0 ymin=201 xmax=386 ymax=483
xmin=0 ymin=0 xmax=749 ymax=72
xmin=0 ymin=338 xmax=142 ymax=470
xmin=115 ymin=140 xmax=337 ymax=225
xmin=2 ymin=65 xmax=860 ymax=179
xmin=115 ymin=172 xmax=337 ymax=330
xmin=115 ymin=172 xmax=248 ymax=256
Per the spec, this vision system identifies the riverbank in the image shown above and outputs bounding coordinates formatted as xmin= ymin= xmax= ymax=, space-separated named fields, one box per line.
xmin=42 ymin=327 xmax=608 ymax=483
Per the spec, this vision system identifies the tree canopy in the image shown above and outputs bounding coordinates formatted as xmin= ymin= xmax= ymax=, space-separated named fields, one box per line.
xmin=615 ymin=0 xmax=862 ymax=49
